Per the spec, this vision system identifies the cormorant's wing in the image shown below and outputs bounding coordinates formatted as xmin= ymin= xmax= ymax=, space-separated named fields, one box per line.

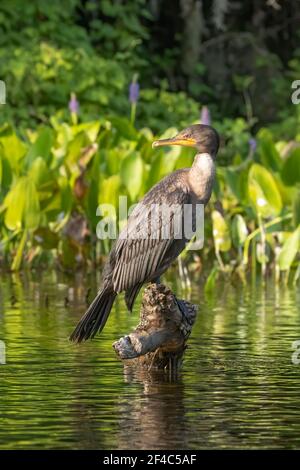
xmin=111 ymin=186 xmax=191 ymax=293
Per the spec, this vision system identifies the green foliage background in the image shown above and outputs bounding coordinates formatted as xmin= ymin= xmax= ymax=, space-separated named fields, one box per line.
xmin=0 ymin=0 xmax=299 ymax=283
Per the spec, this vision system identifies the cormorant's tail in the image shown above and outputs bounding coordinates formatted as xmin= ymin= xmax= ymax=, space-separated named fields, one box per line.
xmin=70 ymin=289 xmax=116 ymax=343
xmin=125 ymin=283 xmax=142 ymax=312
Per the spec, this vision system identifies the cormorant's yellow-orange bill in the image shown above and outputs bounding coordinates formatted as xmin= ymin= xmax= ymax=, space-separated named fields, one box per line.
xmin=152 ymin=137 xmax=197 ymax=148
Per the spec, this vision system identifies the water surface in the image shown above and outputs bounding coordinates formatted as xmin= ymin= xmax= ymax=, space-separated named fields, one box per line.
xmin=0 ymin=270 xmax=300 ymax=449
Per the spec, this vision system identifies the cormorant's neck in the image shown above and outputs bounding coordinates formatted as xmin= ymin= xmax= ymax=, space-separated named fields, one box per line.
xmin=188 ymin=152 xmax=216 ymax=203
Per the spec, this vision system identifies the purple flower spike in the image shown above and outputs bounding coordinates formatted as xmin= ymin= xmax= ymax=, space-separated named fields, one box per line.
xmin=129 ymin=81 xmax=140 ymax=104
xmin=249 ymin=137 xmax=257 ymax=152
xmin=69 ymin=93 xmax=79 ymax=114
xmin=200 ymin=106 xmax=211 ymax=125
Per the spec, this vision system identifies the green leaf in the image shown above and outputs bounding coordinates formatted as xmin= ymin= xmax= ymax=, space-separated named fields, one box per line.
xmin=26 ymin=126 xmax=53 ymax=167
xmin=71 ymin=121 xmax=100 ymax=142
xmin=120 ymin=152 xmax=143 ymax=200
xmin=11 ymin=230 xmax=28 ymax=271
xmin=257 ymin=128 xmax=282 ymax=171
xmin=109 ymin=117 xmax=138 ymax=140
xmin=281 ymin=148 xmax=300 ymax=186
xmin=0 ymin=126 xmax=27 ymax=173
xmin=231 ymin=214 xmax=248 ymax=247
xmin=28 ymin=157 xmax=50 ymax=189
xmin=278 ymin=227 xmax=300 ymax=271
xmin=293 ymin=191 xmax=300 ymax=228
xmin=65 ymin=132 xmax=88 ymax=167
xmin=248 ymin=163 xmax=282 ymax=218
xmin=4 ymin=177 xmax=40 ymax=230
xmin=99 ymin=174 xmax=121 ymax=209
xmin=4 ymin=179 xmax=26 ymax=230
xmin=23 ymin=178 xmax=40 ymax=229
xmin=225 ymin=168 xmax=248 ymax=203
xmin=212 ymin=210 xmax=231 ymax=252
xmin=0 ymin=147 xmax=2 ymax=186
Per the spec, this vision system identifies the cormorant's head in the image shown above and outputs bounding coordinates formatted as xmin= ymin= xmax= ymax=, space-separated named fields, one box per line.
xmin=152 ymin=124 xmax=219 ymax=158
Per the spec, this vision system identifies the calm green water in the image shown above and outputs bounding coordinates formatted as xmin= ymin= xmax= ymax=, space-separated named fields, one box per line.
xmin=0 ymin=269 xmax=300 ymax=450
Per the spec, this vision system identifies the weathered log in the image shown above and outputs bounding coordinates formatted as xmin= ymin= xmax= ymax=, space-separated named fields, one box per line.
xmin=113 ymin=283 xmax=197 ymax=371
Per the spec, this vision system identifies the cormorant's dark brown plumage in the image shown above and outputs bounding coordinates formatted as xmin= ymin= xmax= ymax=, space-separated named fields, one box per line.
xmin=70 ymin=124 xmax=219 ymax=342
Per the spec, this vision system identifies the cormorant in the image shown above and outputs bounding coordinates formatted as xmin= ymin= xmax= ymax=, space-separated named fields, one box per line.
xmin=70 ymin=124 xmax=219 ymax=342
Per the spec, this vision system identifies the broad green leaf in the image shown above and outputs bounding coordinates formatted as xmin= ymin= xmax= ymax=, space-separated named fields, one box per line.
xmin=174 ymin=147 xmax=194 ymax=171
xmin=225 ymin=168 xmax=248 ymax=203
xmin=99 ymin=174 xmax=121 ymax=209
xmin=257 ymin=128 xmax=282 ymax=171
xmin=293 ymin=191 xmax=300 ymax=228
xmin=281 ymin=148 xmax=300 ymax=186
xmin=110 ymin=117 xmax=138 ymax=140
xmin=0 ymin=147 xmax=2 ymax=186
xmin=148 ymin=145 xmax=180 ymax=190
xmin=231 ymin=214 xmax=248 ymax=247
xmin=28 ymin=157 xmax=50 ymax=189
xmin=273 ymin=173 xmax=296 ymax=206
xmin=26 ymin=126 xmax=53 ymax=167
xmin=0 ymin=151 xmax=12 ymax=190
xmin=248 ymin=163 xmax=282 ymax=218
xmin=212 ymin=210 xmax=231 ymax=252
xmin=4 ymin=177 xmax=40 ymax=230
xmin=24 ymin=178 xmax=40 ymax=229
xmin=120 ymin=153 xmax=143 ymax=200
xmin=278 ymin=227 xmax=300 ymax=271
xmin=105 ymin=148 xmax=122 ymax=176
xmin=65 ymin=132 xmax=88 ymax=167
xmin=71 ymin=121 xmax=100 ymax=142
xmin=0 ymin=126 xmax=27 ymax=172
xmin=4 ymin=179 xmax=26 ymax=230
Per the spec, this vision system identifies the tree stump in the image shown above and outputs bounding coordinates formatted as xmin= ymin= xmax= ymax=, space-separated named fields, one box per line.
xmin=113 ymin=283 xmax=197 ymax=371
